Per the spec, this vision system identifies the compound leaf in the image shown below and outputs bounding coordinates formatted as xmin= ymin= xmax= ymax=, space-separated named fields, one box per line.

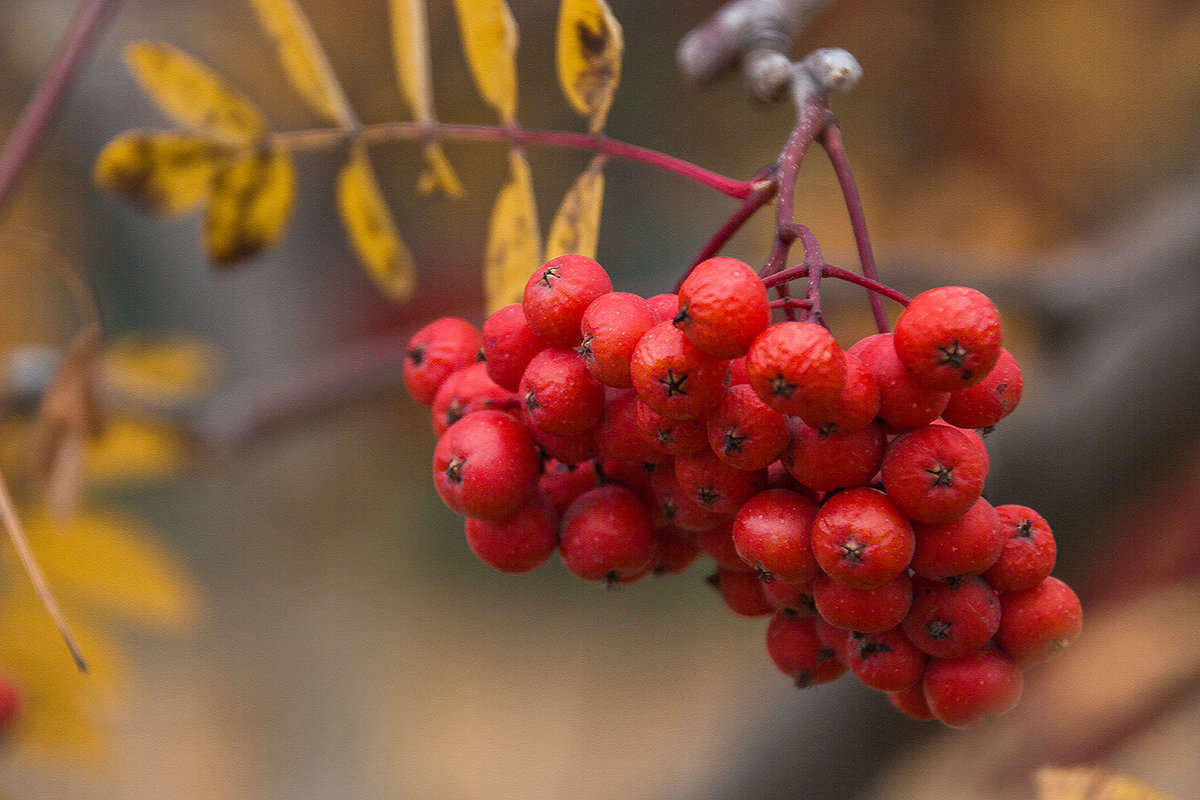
xmin=544 ymin=158 xmax=604 ymax=262
xmin=557 ymin=0 xmax=622 ymax=132
xmin=205 ymin=148 xmax=296 ymax=265
xmin=124 ymin=41 xmax=266 ymax=144
xmin=452 ymin=0 xmax=519 ymax=123
xmin=337 ymin=144 xmax=416 ymax=300
xmin=484 ymin=150 xmax=540 ymax=313
xmin=94 ymin=130 xmax=231 ymax=216
xmin=248 ymin=0 xmax=355 ymax=126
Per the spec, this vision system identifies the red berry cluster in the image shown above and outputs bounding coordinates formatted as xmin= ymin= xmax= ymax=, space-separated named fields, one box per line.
xmin=404 ymin=253 xmax=1082 ymax=728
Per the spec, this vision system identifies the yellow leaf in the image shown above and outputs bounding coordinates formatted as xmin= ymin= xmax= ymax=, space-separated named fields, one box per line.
xmin=0 ymin=597 xmax=123 ymax=758
xmin=484 ymin=150 xmax=540 ymax=314
xmin=248 ymin=0 xmax=355 ymax=127
xmin=84 ymin=416 xmax=190 ymax=485
xmin=94 ymin=130 xmax=232 ymax=216
xmin=544 ymin=158 xmax=604 ymax=262
xmin=337 ymin=145 xmax=417 ymax=300
xmin=556 ymin=0 xmax=623 ymax=132
xmin=124 ymin=41 xmax=266 ymax=144
xmin=452 ymin=0 xmax=519 ymax=123
xmin=417 ymin=142 xmax=465 ymax=198
xmin=19 ymin=508 xmax=202 ymax=633
xmin=205 ymin=147 xmax=296 ymax=265
xmin=1036 ymin=766 xmax=1177 ymax=800
xmin=103 ymin=333 xmax=224 ymax=406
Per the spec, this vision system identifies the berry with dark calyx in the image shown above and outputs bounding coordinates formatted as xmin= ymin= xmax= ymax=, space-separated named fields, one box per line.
xmin=404 ymin=316 xmax=483 ymax=406
xmin=732 ymin=489 xmax=821 ymax=584
xmin=432 ymin=410 xmax=539 ymax=520
xmin=922 ymin=644 xmax=1023 ymax=728
xmin=766 ymin=610 xmax=847 ymax=688
xmin=940 ymin=346 xmax=1024 ymax=430
xmin=784 ymin=418 xmax=886 ymax=493
xmin=634 ymin=398 xmax=709 ymax=457
xmin=595 ymin=389 xmax=668 ymax=465
xmin=881 ymin=423 xmax=988 ymax=525
xmin=579 ymin=291 xmax=659 ymax=389
xmin=481 ymin=303 xmax=550 ymax=392
xmin=519 ymin=347 xmax=606 ymax=436
xmin=761 ymin=578 xmax=817 ymax=616
xmin=810 ymin=487 xmax=915 ymax=590
xmin=630 ymin=321 xmax=728 ymax=420
xmin=746 ymin=321 xmax=847 ymax=418
xmin=796 ymin=351 xmax=880 ymax=436
xmin=538 ymin=458 xmax=598 ymax=515
xmin=813 ymin=571 xmax=913 ymax=633
xmin=902 ymin=574 xmax=1001 ymax=659
xmin=709 ymin=568 xmax=775 ymax=617
xmin=910 ymin=497 xmax=1007 ymax=580
xmin=650 ymin=460 xmax=731 ymax=533
xmin=893 ymin=286 xmax=1003 ymax=391
xmin=995 ymin=576 xmax=1083 ymax=668
xmin=675 ymin=256 xmax=770 ymax=359
xmin=706 ymin=384 xmax=792 ymax=471
xmin=674 ymin=448 xmax=768 ymax=517
xmin=846 ymin=627 xmax=929 ymax=692
xmin=464 ymin=491 xmax=559 ymax=574
xmin=559 ymin=485 xmax=657 ymax=582
xmin=849 ymin=333 xmax=950 ymax=433
xmin=983 ymin=505 xmax=1057 ymax=593
xmin=430 ymin=362 xmax=518 ymax=436
xmin=522 ymin=254 xmax=613 ymax=348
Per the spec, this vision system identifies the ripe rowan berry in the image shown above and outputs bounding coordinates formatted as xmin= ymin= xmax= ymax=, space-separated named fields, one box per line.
xmin=519 ymin=347 xmax=605 ymax=436
xmin=522 ymin=254 xmax=613 ymax=348
xmin=893 ymin=286 xmax=1003 ymax=392
xmin=404 ymin=316 xmax=483 ymax=406
xmin=921 ymin=644 xmax=1023 ymax=728
xmin=430 ymin=362 xmax=518 ymax=436
xmin=849 ymin=333 xmax=950 ymax=433
xmin=432 ymin=410 xmax=540 ymax=520
xmin=559 ymin=485 xmax=657 ymax=582
xmin=761 ymin=578 xmax=817 ymax=616
xmin=646 ymin=292 xmax=680 ymax=322
xmin=813 ymin=571 xmax=913 ymax=633
xmin=650 ymin=461 xmax=731 ymax=533
xmin=480 ymin=303 xmax=550 ymax=392
xmin=881 ymin=423 xmax=988 ymax=524
xmin=995 ymin=576 xmax=1082 ymax=668
xmin=910 ymin=497 xmax=1007 ymax=580
xmin=940 ymin=346 xmax=1023 ymax=430
xmin=630 ymin=321 xmax=728 ymax=420
xmin=529 ymin=425 xmax=599 ymax=466
xmin=797 ymin=351 xmax=880 ymax=436
xmin=578 ymin=291 xmax=659 ymax=388
xmin=902 ymin=575 xmax=1001 ymax=659
xmin=675 ymin=256 xmax=770 ymax=359
xmin=595 ymin=388 xmax=667 ymax=465
xmin=766 ymin=610 xmax=847 ymax=688
xmin=464 ymin=491 xmax=559 ymax=574
xmin=651 ymin=526 xmax=701 ymax=576
xmin=887 ymin=683 xmax=936 ymax=722
xmin=784 ymin=418 xmax=886 ymax=492
xmin=538 ymin=458 xmax=598 ymax=515
xmin=845 ymin=627 xmax=929 ymax=692
xmin=709 ymin=568 xmax=775 ymax=617
xmin=810 ymin=487 xmax=915 ymax=590
xmin=674 ymin=448 xmax=768 ymax=517
xmin=746 ymin=321 xmax=847 ymax=419
xmin=634 ymin=398 xmax=709 ymax=456
xmin=732 ymin=489 xmax=820 ymax=584
xmin=706 ymin=384 xmax=792 ymax=471
xmin=983 ymin=505 xmax=1057 ymax=593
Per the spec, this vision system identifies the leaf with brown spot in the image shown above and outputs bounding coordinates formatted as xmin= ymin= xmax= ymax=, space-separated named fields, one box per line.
xmin=544 ymin=157 xmax=605 ymax=262
xmin=556 ymin=0 xmax=623 ymax=133
xmin=337 ymin=144 xmax=417 ymax=300
xmin=93 ymin=130 xmax=233 ymax=216
xmin=204 ymin=147 xmax=296 ymax=265
xmin=484 ymin=150 xmax=540 ymax=314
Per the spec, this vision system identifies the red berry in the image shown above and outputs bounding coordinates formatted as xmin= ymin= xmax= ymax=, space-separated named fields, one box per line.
xmin=651 ymin=526 xmax=701 ymax=575
xmin=519 ymin=347 xmax=605 ymax=436
xmin=693 ymin=517 xmax=753 ymax=571
xmin=646 ymin=292 xmax=680 ymax=322
xmin=902 ymin=575 xmax=1001 ymax=659
xmin=481 ymin=303 xmax=550 ymax=392
xmin=432 ymin=410 xmax=539 ymax=520
xmin=674 ymin=448 xmax=768 ymax=517
xmin=846 ymin=627 xmax=929 ymax=692
xmin=849 ymin=333 xmax=950 ymax=433
xmin=675 ymin=256 xmax=770 ymax=359
xmin=766 ymin=610 xmax=848 ymax=688
xmin=894 ymin=286 xmax=1003 ymax=392
xmin=430 ymin=362 xmax=518 ymax=436
xmin=746 ymin=321 xmax=847 ymax=418
xmin=784 ymin=418 xmax=886 ymax=492
xmin=983 ymin=505 xmax=1057 ymax=593
xmin=881 ymin=423 xmax=988 ymax=524
xmin=522 ymin=254 xmax=613 ymax=348
xmin=995 ymin=576 xmax=1082 ymax=668
xmin=630 ymin=321 xmax=728 ymax=420
xmin=910 ymin=497 xmax=1007 ymax=580
xmin=579 ymin=291 xmax=659 ymax=388
xmin=559 ymin=485 xmax=657 ymax=582
xmin=732 ymin=489 xmax=821 ymax=584
xmin=706 ymin=384 xmax=792 ymax=471
xmin=634 ymin=399 xmax=709 ymax=457
xmin=887 ymin=683 xmax=936 ymax=721
xmin=538 ymin=459 xmax=598 ymax=515
xmin=813 ymin=571 xmax=913 ymax=633
xmin=810 ymin=487 xmax=915 ymax=590
xmin=464 ymin=491 xmax=559 ymax=574
xmin=922 ymin=644 xmax=1023 ymax=728
xmin=940 ymin=346 xmax=1023 ymax=430
xmin=761 ymin=578 xmax=818 ymax=616
xmin=650 ymin=461 xmax=731 ymax=533
xmin=529 ymin=425 xmax=599 ymax=466
xmin=404 ymin=316 xmax=483 ymax=406
xmin=797 ymin=351 xmax=881 ymax=436
xmin=595 ymin=389 xmax=667 ymax=465
xmin=710 ymin=568 xmax=774 ymax=617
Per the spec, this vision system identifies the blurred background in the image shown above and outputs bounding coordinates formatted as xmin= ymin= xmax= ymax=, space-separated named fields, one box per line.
xmin=1 ymin=0 xmax=1199 ymax=798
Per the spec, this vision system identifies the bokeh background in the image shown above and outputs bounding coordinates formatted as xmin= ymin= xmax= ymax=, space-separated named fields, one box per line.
xmin=1 ymin=1 xmax=1199 ymax=798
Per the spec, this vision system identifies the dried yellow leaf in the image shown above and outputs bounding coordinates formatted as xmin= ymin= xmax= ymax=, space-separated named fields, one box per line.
xmin=248 ymin=0 xmax=355 ymax=126
xmin=389 ymin=0 xmax=435 ymax=120
xmin=556 ymin=0 xmax=622 ymax=132
xmin=484 ymin=150 xmax=541 ymax=314
xmin=19 ymin=508 xmax=202 ymax=633
xmin=124 ymin=41 xmax=266 ymax=144
xmin=417 ymin=142 xmax=465 ymax=198
xmin=337 ymin=145 xmax=416 ymax=300
xmin=205 ymin=148 xmax=296 ymax=265
xmin=544 ymin=158 xmax=604 ymax=262
xmin=452 ymin=0 xmax=519 ymax=123
xmin=1036 ymin=767 xmax=1177 ymax=800
xmin=94 ymin=130 xmax=231 ymax=216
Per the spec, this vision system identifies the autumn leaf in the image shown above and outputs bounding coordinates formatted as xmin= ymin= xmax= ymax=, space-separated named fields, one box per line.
xmin=124 ymin=41 xmax=266 ymax=144
xmin=1036 ymin=766 xmax=1177 ymax=800
xmin=93 ymin=130 xmax=232 ymax=216
xmin=337 ymin=144 xmax=416 ymax=300
xmin=84 ymin=416 xmax=190 ymax=485
xmin=484 ymin=150 xmax=541 ymax=313
xmin=557 ymin=0 xmax=623 ymax=133
xmin=416 ymin=142 xmax=464 ymax=198
xmin=544 ymin=157 xmax=605 ymax=262
xmin=248 ymin=0 xmax=356 ymax=127
xmin=103 ymin=333 xmax=224 ymax=407
xmin=452 ymin=0 xmax=519 ymax=123
xmin=205 ymin=148 xmax=296 ymax=265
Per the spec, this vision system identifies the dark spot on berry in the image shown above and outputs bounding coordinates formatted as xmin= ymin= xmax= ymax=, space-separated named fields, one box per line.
xmin=857 ymin=639 xmax=895 ymax=659
xmin=655 ymin=427 xmax=675 ymax=446
xmin=445 ymin=400 xmax=466 ymax=427
xmin=926 ymin=462 xmax=954 ymax=488
xmin=672 ymin=306 xmax=691 ymax=327
xmin=696 ymin=486 xmax=721 ymax=507
xmin=576 ymin=335 xmax=594 ymax=361
xmin=537 ymin=266 xmax=561 ymax=288
xmin=523 ymin=390 xmax=540 ymax=411
xmin=475 ymin=348 xmax=486 ymax=362
xmin=816 ymin=422 xmax=838 ymax=439
xmin=1016 ymin=519 xmax=1034 ymax=538
xmin=722 ymin=427 xmax=748 ymax=455
xmin=817 ymin=646 xmax=837 ymax=663
xmin=705 ymin=572 xmax=721 ymax=590
xmin=794 ymin=670 xmax=814 ymax=689
xmin=407 ymin=343 xmax=426 ymax=366
xmin=659 ymin=369 xmax=689 ymax=397
xmin=445 ymin=456 xmax=465 ymax=485
xmin=937 ymin=340 xmax=968 ymax=371
xmin=769 ymin=373 xmax=797 ymax=398
xmin=756 ymin=565 xmax=776 ymax=583
xmin=926 ymin=619 xmax=952 ymax=640
xmin=660 ymin=498 xmax=678 ymax=521
xmin=839 ymin=538 xmax=865 ymax=564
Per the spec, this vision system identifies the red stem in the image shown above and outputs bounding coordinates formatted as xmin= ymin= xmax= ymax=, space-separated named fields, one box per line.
xmin=763 ymin=263 xmax=911 ymax=307
xmin=0 ymin=0 xmax=123 ymax=218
